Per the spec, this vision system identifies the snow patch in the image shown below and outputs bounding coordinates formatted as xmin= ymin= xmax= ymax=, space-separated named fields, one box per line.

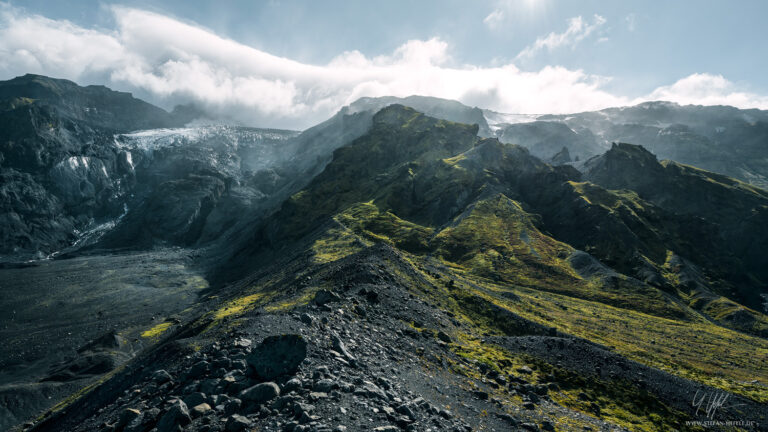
xmin=482 ymin=110 xmax=540 ymax=132
xmin=115 ymin=126 xmax=298 ymax=152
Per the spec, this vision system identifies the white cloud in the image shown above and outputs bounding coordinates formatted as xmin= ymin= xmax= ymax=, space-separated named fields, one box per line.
xmin=516 ymin=15 xmax=607 ymax=60
xmin=0 ymin=5 xmax=766 ymax=129
xmin=483 ymin=0 xmax=548 ymax=31
xmin=483 ymin=9 xmax=506 ymax=30
xmin=640 ymin=73 xmax=768 ymax=108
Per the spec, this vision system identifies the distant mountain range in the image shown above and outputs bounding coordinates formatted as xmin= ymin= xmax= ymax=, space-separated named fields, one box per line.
xmin=2 ymin=75 xmax=767 ymax=432
xmin=492 ymin=101 xmax=768 ymax=188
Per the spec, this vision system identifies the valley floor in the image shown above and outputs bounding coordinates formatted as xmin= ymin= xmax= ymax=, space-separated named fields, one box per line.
xmin=0 ymin=249 xmax=209 ymax=430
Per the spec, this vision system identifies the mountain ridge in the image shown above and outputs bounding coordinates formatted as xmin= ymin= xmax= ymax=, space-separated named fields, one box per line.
xmin=1 ymin=76 xmax=768 ymax=431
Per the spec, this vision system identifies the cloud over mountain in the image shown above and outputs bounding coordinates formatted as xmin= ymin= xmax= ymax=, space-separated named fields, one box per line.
xmin=1 ymin=4 xmax=766 ymax=129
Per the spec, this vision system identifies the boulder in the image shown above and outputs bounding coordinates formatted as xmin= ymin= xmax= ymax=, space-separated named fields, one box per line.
xmin=247 ymin=334 xmax=307 ymax=380
xmin=225 ymin=414 xmax=252 ymax=432
xmin=154 ymin=400 xmax=190 ymax=432
xmin=239 ymin=382 xmax=281 ymax=404
xmin=313 ymin=289 xmax=341 ymax=305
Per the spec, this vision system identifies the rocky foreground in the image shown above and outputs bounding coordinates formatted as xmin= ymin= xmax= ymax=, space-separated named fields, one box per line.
xmin=26 ymin=246 xmax=767 ymax=432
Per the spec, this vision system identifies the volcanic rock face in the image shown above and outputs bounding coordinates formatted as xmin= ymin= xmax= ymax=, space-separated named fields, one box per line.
xmin=0 ymin=75 xmax=181 ymax=259
xmin=0 ymin=73 xmax=303 ymax=260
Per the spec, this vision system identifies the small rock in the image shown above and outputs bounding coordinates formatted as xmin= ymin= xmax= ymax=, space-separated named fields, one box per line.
xmin=224 ymin=398 xmax=242 ymax=416
xmin=151 ymin=370 xmax=173 ymax=383
xmin=183 ymin=392 xmax=207 ymax=408
xmin=231 ymin=359 xmax=247 ymax=371
xmin=313 ymin=379 xmax=336 ymax=393
xmin=293 ymin=402 xmax=315 ymax=417
xmin=191 ymin=403 xmax=212 ymax=417
xmin=155 ymin=400 xmax=191 ymax=432
xmin=497 ymin=413 xmax=516 ymax=424
xmin=239 ymin=382 xmax=281 ymax=404
xmin=299 ymin=411 xmax=320 ymax=424
xmin=200 ymin=378 xmax=221 ymax=395
xmin=188 ymin=361 xmax=210 ymax=379
xmin=396 ymin=403 xmax=415 ymax=419
xmin=225 ymin=414 xmax=252 ymax=432
xmin=331 ymin=334 xmax=356 ymax=362
xmin=517 ymin=366 xmax=533 ymax=374
xmin=233 ymin=337 xmax=252 ymax=348
xmin=283 ymin=377 xmax=302 ymax=393
xmin=437 ymin=331 xmax=452 ymax=343
xmin=116 ymin=408 xmax=141 ymax=428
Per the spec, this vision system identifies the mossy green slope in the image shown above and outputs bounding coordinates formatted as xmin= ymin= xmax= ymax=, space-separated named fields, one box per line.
xmin=225 ymin=105 xmax=768 ymax=428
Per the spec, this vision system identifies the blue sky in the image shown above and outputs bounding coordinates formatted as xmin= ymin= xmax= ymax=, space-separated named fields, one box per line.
xmin=2 ymin=0 xmax=768 ymax=128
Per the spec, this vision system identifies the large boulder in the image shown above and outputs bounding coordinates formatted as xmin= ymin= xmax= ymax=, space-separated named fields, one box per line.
xmin=246 ymin=334 xmax=307 ymax=380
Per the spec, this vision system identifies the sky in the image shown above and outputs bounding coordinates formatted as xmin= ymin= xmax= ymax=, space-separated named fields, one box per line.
xmin=2 ymin=0 xmax=768 ymax=129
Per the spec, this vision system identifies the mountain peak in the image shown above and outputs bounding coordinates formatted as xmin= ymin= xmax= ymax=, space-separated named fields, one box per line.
xmin=346 ymin=95 xmax=492 ymax=136
xmin=0 ymin=74 xmax=181 ymax=132
xmin=371 ymin=103 xmax=421 ymax=126
xmin=583 ymin=142 xmax=663 ymax=185
xmin=607 ymin=141 xmax=658 ymax=161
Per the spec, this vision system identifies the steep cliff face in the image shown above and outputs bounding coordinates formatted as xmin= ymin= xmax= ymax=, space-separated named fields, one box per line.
xmin=0 ymin=75 xmax=171 ymax=258
xmin=0 ymin=75 xmax=307 ymax=260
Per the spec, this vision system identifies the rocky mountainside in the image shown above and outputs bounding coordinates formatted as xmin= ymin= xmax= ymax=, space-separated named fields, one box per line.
xmin=16 ymin=104 xmax=767 ymax=432
xmin=493 ymin=101 xmax=768 ymax=189
xmin=0 ymin=81 xmax=507 ymax=430
xmin=0 ymin=74 xmax=183 ymax=260
xmin=0 ymin=83 xmax=498 ymax=263
xmin=2 ymin=78 xmax=768 ymax=431
xmin=495 ymin=121 xmax=602 ymax=163
xmin=0 ymin=74 xmax=315 ymax=261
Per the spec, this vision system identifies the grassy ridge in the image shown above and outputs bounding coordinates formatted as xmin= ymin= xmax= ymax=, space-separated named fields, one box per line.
xmin=225 ymin=104 xmax=768 ymax=429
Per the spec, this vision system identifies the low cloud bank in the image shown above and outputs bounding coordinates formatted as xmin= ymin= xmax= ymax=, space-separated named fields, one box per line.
xmin=1 ymin=5 xmax=766 ymax=129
